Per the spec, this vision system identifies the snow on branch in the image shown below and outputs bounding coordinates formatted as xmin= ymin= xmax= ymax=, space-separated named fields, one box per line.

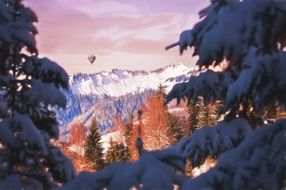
xmin=166 ymin=70 xmax=233 ymax=104
xmin=0 ymin=1 xmax=13 ymax=21
xmin=166 ymin=0 xmax=286 ymax=115
xmin=179 ymin=117 xmax=251 ymax=167
xmin=38 ymin=58 xmax=69 ymax=88
xmin=23 ymin=57 xmax=69 ymax=89
xmin=226 ymin=49 xmax=286 ymax=111
xmin=47 ymin=144 xmax=76 ymax=183
xmin=62 ymin=147 xmax=187 ymax=190
xmin=24 ymin=79 xmax=67 ymax=108
xmin=0 ymin=0 xmax=74 ymax=188
xmin=0 ymin=119 xmax=14 ymax=146
xmin=165 ymin=30 xmax=193 ymax=55
xmin=167 ymin=0 xmax=286 ymax=68
xmin=12 ymin=22 xmax=36 ymax=47
xmin=12 ymin=112 xmax=46 ymax=152
xmin=0 ymin=113 xmax=46 ymax=151
xmin=182 ymin=119 xmax=286 ymax=190
xmin=19 ymin=7 xmax=38 ymax=23
xmin=0 ymin=175 xmax=30 ymax=189
xmin=0 ymin=2 xmax=38 ymax=53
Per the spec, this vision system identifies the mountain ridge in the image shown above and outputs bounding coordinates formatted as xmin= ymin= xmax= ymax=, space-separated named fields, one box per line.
xmin=69 ymin=63 xmax=192 ymax=97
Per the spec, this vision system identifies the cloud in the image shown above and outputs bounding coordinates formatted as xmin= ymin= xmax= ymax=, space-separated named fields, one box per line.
xmin=73 ymin=0 xmax=139 ymax=18
xmin=25 ymin=0 xmax=207 ymax=73
xmin=91 ymin=13 xmax=199 ymax=54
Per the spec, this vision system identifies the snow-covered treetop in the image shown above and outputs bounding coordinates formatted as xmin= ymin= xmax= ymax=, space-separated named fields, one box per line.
xmin=0 ymin=0 xmax=75 ymax=188
xmin=168 ymin=0 xmax=286 ymax=68
xmin=166 ymin=0 xmax=286 ymax=116
xmin=0 ymin=0 xmax=69 ymax=117
xmin=0 ymin=0 xmax=38 ymax=53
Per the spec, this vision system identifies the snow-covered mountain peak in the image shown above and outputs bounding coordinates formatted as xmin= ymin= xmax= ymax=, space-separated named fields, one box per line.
xmin=70 ymin=63 xmax=192 ymax=97
xmin=152 ymin=63 xmax=190 ymax=75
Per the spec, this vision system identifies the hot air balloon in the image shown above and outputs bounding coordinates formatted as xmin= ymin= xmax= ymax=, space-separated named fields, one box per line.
xmin=88 ymin=55 xmax=96 ymax=64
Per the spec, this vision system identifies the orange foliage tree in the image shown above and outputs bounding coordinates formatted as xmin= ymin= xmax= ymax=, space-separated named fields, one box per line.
xmin=141 ymin=85 xmax=175 ymax=150
xmin=57 ymin=121 xmax=92 ymax=173
xmin=68 ymin=121 xmax=86 ymax=146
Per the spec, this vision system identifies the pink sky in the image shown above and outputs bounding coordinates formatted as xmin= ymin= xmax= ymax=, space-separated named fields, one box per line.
xmin=25 ymin=0 xmax=209 ymax=74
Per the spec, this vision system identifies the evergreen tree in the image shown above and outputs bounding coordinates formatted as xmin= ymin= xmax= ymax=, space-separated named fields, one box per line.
xmin=187 ymin=99 xmax=201 ymax=134
xmin=0 ymin=1 xmax=75 ymax=189
xmin=168 ymin=113 xmax=184 ymax=144
xmin=189 ymin=98 xmax=221 ymax=135
xmin=199 ymin=102 xmax=218 ymax=127
xmin=213 ymin=100 xmax=223 ymax=121
xmin=195 ymin=97 xmax=221 ymax=127
xmin=105 ymin=140 xmax=130 ymax=165
xmin=84 ymin=118 xmax=104 ymax=171
xmin=155 ymin=83 xmax=166 ymax=100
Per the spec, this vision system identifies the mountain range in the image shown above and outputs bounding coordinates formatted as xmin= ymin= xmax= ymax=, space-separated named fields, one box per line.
xmin=57 ymin=63 xmax=193 ymax=140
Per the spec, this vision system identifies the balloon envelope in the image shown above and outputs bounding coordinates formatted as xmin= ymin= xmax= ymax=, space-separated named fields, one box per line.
xmin=88 ymin=55 xmax=96 ymax=64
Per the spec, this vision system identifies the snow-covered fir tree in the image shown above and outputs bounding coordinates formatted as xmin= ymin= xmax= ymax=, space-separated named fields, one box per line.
xmin=62 ymin=0 xmax=286 ymax=189
xmin=166 ymin=0 xmax=286 ymax=188
xmin=0 ymin=0 xmax=75 ymax=189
